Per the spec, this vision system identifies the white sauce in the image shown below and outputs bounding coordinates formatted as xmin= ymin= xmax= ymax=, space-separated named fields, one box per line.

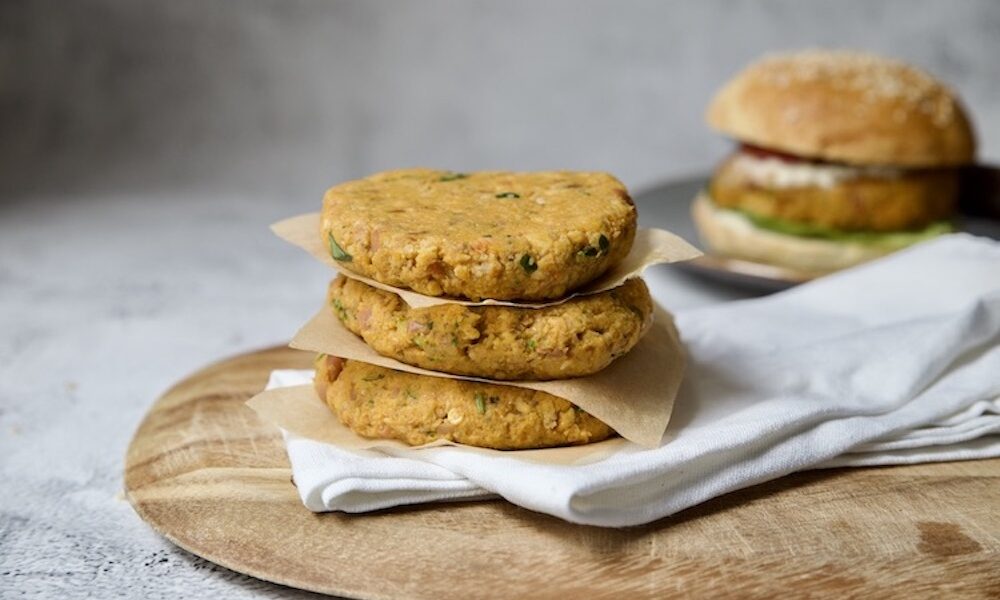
xmin=731 ymin=152 xmax=901 ymax=189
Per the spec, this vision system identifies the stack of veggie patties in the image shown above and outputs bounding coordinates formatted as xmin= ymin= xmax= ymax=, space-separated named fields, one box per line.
xmin=313 ymin=168 xmax=652 ymax=450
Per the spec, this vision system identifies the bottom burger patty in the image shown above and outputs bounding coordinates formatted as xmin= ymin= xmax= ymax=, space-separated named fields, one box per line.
xmin=314 ymin=355 xmax=615 ymax=450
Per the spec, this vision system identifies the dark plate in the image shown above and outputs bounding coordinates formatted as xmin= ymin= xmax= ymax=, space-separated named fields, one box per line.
xmin=634 ymin=167 xmax=1000 ymax=294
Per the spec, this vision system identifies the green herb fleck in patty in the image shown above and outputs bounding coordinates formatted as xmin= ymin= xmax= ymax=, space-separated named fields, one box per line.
xmin=328 ymin=232 xmax=352 ymax=262
xmin=519 ymin=254 xmax=538 ymax=274
xmin=439 ymin=172 xmax=468 ymax=182
xmin=331 ymin=298 xmax=349 ymax=321
xmin=474 ymin=392 xmax=486 ymax=415
xmin=495 ymin=192 xmax=520 ymax=199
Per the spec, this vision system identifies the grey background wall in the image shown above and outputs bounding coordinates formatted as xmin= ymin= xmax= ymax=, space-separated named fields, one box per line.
xmin=3 ymin=0 xmax=999 ymax=201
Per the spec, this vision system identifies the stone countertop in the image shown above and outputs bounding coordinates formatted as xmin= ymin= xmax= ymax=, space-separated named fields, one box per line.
xmin=0 ymin=185 xmax=746 ymax=598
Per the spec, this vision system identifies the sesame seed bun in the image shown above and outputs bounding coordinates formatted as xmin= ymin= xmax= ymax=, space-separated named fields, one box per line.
xmin=706 ymin=50 xmax=976 ymax=167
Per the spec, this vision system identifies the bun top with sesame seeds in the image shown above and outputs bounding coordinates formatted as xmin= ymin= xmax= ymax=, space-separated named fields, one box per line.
xmin=706 ymin=50 xmax=976 ymax=167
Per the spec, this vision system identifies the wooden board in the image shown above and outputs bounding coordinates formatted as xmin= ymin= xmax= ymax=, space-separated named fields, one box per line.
xmin=125 ymin=347 xmax=1000 ymax=599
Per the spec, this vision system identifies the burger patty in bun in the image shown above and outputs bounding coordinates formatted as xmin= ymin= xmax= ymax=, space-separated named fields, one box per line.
xmin=694 ymin=50 xmax=976 ymax=274
xmin=709 ymin=144 xmax=958 ymax=233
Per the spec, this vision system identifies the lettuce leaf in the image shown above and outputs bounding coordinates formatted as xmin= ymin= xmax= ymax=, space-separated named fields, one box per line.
xmin=723 ymin=206 xmax=954 ymax=250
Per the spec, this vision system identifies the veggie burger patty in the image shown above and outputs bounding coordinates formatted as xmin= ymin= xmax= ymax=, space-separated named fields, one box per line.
xmin=314 ymin=356 xmax=614 ymax=450
xmin=319 ymin=168 xmax=637 ymax=301
xmin=327 ymin=274 xmax=653 ymax=381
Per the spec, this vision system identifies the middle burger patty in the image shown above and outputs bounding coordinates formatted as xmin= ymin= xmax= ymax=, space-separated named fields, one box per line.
xmin=709 ymin=150 xmax=958 ymax=233
xmin=326 ymin=274 xmax=654 ymax=381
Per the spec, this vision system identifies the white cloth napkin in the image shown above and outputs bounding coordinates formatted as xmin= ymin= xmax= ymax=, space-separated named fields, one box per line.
xmin=275 ymin=234 xmax=1000 ymax=527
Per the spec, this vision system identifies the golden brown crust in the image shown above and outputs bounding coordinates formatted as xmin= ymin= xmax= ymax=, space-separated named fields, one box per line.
xmin=313 ymin=353 xmax=345 ymax=401
xmin=320 ymin=168 xmax=637 ymax=301
xmin=314 ymin=358 xmax=615 ymax=450
xmin=710 ymin=153 xmax=959 ymax=231
xmin=327 ymin=275 xmax=653 ymax=381
xmin=707 ymin=50 xmax=976 ymax=166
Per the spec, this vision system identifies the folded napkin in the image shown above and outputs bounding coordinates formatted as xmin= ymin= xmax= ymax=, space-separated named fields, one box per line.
xmin=275 ymin=234 xmax=1000 ymax=527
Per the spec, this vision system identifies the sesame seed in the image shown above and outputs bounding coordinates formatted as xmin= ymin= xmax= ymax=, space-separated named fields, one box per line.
xmin=748 ymin=50 xmax=958 ymax=128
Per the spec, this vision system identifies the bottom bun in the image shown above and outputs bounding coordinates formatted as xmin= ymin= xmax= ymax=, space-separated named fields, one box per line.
xmin=691 ymin=193 xmax=898 ymax=274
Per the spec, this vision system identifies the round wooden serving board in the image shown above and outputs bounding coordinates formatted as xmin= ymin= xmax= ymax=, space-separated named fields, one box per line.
xmin=125 ymin=347 xmax=1000 ymax=599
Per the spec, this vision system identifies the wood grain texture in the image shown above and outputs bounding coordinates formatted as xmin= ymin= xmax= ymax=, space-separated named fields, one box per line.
xmin=125 ymin=346 xmax=1000 ymax=599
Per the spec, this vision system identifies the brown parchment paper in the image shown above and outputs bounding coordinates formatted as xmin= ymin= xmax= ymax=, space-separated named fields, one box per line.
xmin=246 ymin=384 xmax=630 ymax=465
xmin=286 ymin=304 xmax=684 ymax=447
xmin=271 ymin=213 xmax=702 ymax=309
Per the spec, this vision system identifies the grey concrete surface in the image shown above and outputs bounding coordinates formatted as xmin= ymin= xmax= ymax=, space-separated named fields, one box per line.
xmin=1 ymin=1 xmax=999 ymax=598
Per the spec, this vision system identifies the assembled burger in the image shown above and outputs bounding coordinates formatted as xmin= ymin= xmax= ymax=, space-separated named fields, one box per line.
xmin=694 ymin=50 xmax=976 ymax=274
